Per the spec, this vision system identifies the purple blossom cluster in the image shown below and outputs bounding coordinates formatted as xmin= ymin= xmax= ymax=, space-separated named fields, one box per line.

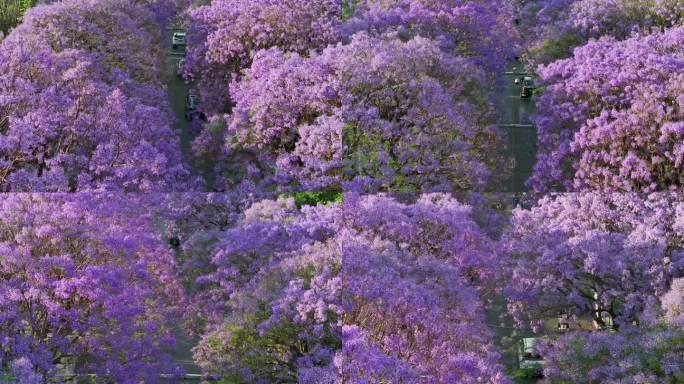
xmin=1 ymin=191 xmax=682 ymax=382
xmin=344 ymin=0 xmax=518 ymax=77
xmin=213 ymin=34 xmax=509 ymax=192
xmin=514 ymin=0 xmax=684 ymax=67
xmin=528 ymin=26 xmax=684 ymax=192
xmin=502 ymin=192 xmax=684 ymax=382
xmin=504 ymin=193 xmax=684 ymax=331
xmin=183 ymin=0 xmax=342 ymax=114
xmin=3 ymin=0 xmax=684 ymax=383
xmin=0 ymin=0 xmax=197 ymax=192
xmin=512 ymin=0 xmax=684 ymax=193
xmin=185 ymin=0 xmax=515 ymax=192
xmin=537 ymin=324 xmax=684 ymax=383
xmin=0 ymin=194 xmax=184 ymax=382
xmin=339 ymin=193 xmax=509 ymax=383
xmin=170 ymin=193 xmax=509 ymax=383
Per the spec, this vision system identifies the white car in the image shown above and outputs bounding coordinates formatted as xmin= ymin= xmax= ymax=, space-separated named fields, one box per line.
xmin=172 ymin=32 xmax=186 ymax=50
xmin=518 ymin=337 xmax=544 ymax=377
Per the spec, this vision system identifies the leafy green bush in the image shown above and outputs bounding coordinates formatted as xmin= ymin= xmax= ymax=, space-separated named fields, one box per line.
xmin=511 ymin=367 xmax=543 ymax=379
xmin=293 ymin=192 xmax=342 ymax=208
xmin=342 ymin=0 xmax=359 ymax=20
xmin=0 ymin=0 xmax=34 ymax=35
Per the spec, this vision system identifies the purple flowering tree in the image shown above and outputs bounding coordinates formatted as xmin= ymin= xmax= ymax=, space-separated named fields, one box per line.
xmin=535 ymin=273 xmax=684 ymax=383
xmin=200 ymin=33 xmax=510 ymax=192
xmin=503 ymin=193 xmax=684 ymax=331
xmin=345 ymin=0 xmax=518 ymax=77
xmin=536 ymin=325 xmax=684 ymax=383
xmin=0 ymin=194 xmax=184 ymax=382
xmin=187 ymin=193 xmax=510 ymax=383
xmin=502 ymin=192 xmax=684 ymax=382
xmin=183 ymin=0 xmax=342 ymax=114
xmin=187 ymin=197 xmax=342 ymax=382
xmin=529 ymin=26 xmax=684 ymax=192
xmin=514 ymin=0 xmax=684 ymax=67
xmin=339 ymin=193 xmax=510 ymax=383
xmin=18 ymin=0 xmax=168 ymax=86
xmin=0 ymin=0 xmax=197 ymax=191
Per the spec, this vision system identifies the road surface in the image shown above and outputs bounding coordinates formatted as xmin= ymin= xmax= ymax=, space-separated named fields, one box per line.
xmin=495 ymin=61 xmax=538 ymax=192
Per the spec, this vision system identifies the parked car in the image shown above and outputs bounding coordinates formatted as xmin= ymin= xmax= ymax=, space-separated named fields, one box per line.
xmin=518 ymin=337 xmax=544 ymax=377
xmin=184 ymin=93 xmax=206 ymax=122
xmin=515 ymin=76 xmax=535 ymax=98
xmin=172 ymin=31 xmax=186 ymax=50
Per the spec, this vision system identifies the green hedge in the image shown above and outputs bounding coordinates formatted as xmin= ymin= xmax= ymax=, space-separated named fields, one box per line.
xmin=293 ymin=192 xmax=342 ymax=208
xmin=0 ymin=0 xmax=35 ymax=36
xmin=342 ymin=0 xmax=360 ymax=21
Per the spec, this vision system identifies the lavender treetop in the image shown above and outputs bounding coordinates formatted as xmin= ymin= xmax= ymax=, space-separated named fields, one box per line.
xmin=19 ymin=0 xmax=167 ymax=86
xmin=0 ymin=194 xmax=184 ymax=383
xmin=0 ymin=0 xmax=198 ymax=191
xmin=339 ymin=193 xmax=510 ymax=383
xmin=345 ymin=0 xmax=518 ymax=77
xmin=206 ymin=33 xmax=510 ymax=192
xmin=188 ymin=197 xmax=342 ymax=382
xmin=529 ymin=26 xmax=684 ymax=192
xmin=536 ymin=325 xmax=684 ymax=383
xmin=504 ymin=192 xmax=684 ymax=332
xmin=515 ymin=0 xmax=684 ymax=67
xmin=183 ymin=0 xmax=342 ymax=114
xmin=536 ymin=273 xmax=684 ymax=383
xmin=185 ymin=193 xmax=510 ymax=383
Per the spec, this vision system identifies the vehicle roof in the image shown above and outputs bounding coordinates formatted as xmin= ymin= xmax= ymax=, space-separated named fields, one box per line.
xmin=522 ymin=338 xmax=538 ymax=351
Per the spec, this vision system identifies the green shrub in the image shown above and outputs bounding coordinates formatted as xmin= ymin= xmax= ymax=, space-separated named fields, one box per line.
xmin=0 ymin=0 xmax=35 ymax=35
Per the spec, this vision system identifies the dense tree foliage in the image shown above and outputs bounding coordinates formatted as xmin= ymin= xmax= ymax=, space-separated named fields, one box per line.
xmin=176 ymin=194 xmax=509 ymax=383
xmin=536 ymin=276 xmax=684 ymax=383
xmin=0 ymin=0 xmax=197 ymax=191
xmin=344 ymin=0 xmax=518 ymax=77
xmin=200 ymin=33 xmax=509 ymax=192
xmin=512 ymin=0 xmax=684 ymax=67
xmin=339 ymin=194 xmax=509 ymax=383
xmin=537 ymin=324 xmax=684 ymax=383
xmin=0 ymin=194 xmax=184 ymax=382
xmin=185 ymin=0 xmax=516 ymax=192
xmin=504 ymin=193 xmax=684 ymax=331
xmin=529 ymin=26 xmax=684 ymax=192
xmin=183 ymin=0 xmax=342 ymax=114
xmin=4 ymin=0 xmax=684 ymax=382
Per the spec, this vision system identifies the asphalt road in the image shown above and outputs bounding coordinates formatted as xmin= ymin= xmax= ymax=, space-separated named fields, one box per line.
xmin=491 ymin=61 xmax=541 ymax=383
xmin=496 ymin=61 xmax=538 ymax=192
xmin=163 ymin=27 xmax=205 ymax=376
xmin=165 ymin=27 xmax=216 ymax=190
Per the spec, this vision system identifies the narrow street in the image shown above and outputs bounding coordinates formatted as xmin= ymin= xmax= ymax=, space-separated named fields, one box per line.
xmin=496 ymin=61 xmax=538 ymax=192
xmin=165 ymin=26 xmax=215 ymax=190
xmin=491 ymin=61 xmax=540 ymax=383
xmin=163 ymin=26 xmax=204 ymax=378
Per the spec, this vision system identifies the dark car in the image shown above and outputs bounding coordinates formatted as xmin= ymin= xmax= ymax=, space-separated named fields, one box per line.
xmin=184 ymin=93 xmax=206 ymax=122
xmin=172 ymin=31 xmax=186 ymax=50
xmin=515 ymin=76 xmax=536 ymax=98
